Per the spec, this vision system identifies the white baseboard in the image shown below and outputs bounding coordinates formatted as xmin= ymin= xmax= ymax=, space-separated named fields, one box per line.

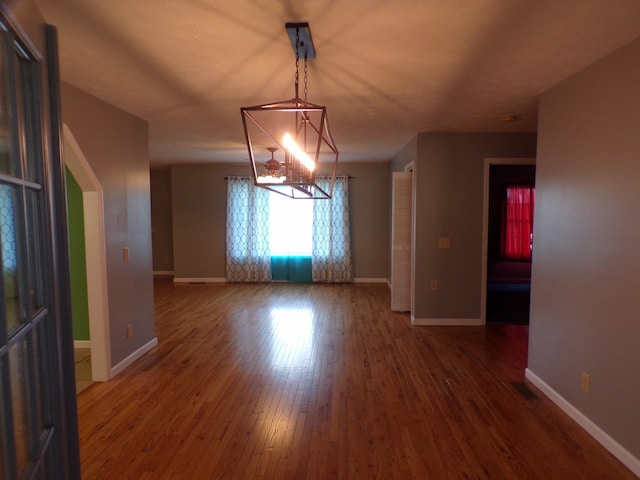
xmin=111 ymin=337 xmax=158 ymax=378
xmin=411 ymin=316 xmax=484 ymax=326
xmin=525 ymin=368 xmax=640 ymax=477
xmin=73 ymin=340 xmax=91 ymax=349
xmin=173 ymin=277 xmax=388 ymax=284
xmin=173 ymin=277 xmax=227 ymax=283
xmin=153 ymin=270 xmax=174 ymax=276
xmin=353 ymin=278 xmax=388 ymax=283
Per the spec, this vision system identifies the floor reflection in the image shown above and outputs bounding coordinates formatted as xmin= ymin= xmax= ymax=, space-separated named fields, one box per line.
xmin=269 ymin=307 xmax=314 ymax=368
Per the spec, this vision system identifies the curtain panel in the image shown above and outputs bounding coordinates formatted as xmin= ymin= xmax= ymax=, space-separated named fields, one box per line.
xmin=501 ymin=185 xmax=535 ymax=261
xmin=312 ymin=177 xmax=353 ymax=282
xmin=226 ymin=177 xmax=272 ymax=281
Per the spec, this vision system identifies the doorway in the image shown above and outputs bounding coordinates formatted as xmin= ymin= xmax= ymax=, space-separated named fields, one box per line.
xmin=481 ymin=158 xmax=535 ymax=324
xmin=63 ymin=125 xmax=111 ymax=381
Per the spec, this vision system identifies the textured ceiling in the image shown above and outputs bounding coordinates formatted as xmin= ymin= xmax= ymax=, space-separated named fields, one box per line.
xmin=35 ymin=0 xmax=640 ymax=166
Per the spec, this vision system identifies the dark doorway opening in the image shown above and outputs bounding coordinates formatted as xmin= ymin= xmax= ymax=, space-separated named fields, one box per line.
xmin=486 ymin=164 xmax=536 ymax=325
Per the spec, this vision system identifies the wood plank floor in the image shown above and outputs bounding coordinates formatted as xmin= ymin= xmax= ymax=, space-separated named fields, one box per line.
xmin=77 ymin=278 xmax=636 ymax=479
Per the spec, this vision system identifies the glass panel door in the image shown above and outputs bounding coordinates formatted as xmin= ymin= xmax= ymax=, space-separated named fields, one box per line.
xmin=0 ymin=19 xmax=79 ymax=479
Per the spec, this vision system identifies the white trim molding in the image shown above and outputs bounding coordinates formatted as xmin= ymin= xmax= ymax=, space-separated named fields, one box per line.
xmin=172 ymin=277 xmax=388 ymax=284
xmin=411 ymin=317 xmax=483 ymax=326
xmin=173 ymin=277 xmax=228 ymax=283
xmin=481 ymin=157 xmax=536 ymax=325
xmin=63 ymin=124 xmax=111 ymax=382
xmin=153 ymin=270 xmax=174 ymax=276
xmin=525 ymin=368 xmax=640 ymax=477
xmin=111 ymin=337 xmax=159 ymax=378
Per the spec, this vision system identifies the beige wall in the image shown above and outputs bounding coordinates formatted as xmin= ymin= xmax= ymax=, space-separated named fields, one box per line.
xmin=168 ymin=161 xmax=390 ymax=280
xmin=529 ymin=37 xmax=640 ymax=464
xmin=61 ymin=82 xmax=155 ymax=367
xmin=412 ymin=133 xmax=537 ymax=322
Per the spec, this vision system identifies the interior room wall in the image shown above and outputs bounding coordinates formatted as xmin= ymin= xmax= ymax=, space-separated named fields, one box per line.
xmin=412 ymin=132 xmax=537 ymax=323
xmin=61 ymin=82 xmax=156 ymax=367
xmin=171 ymin=162 xmax=233 ymax=279
xmin=66 ymin=167 xmax=90 ymax=341
xmin=391 ymin=136 xmax=417 ymax=173
xmin=528 ymin=37 xmax=640 ymax=467
xmin=150 ymin=168 xmax=174 ymax=273
xmin=169 ymin=161 xmax=390 ymax=281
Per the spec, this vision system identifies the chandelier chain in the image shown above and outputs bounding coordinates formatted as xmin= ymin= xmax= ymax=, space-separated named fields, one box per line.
xmin=304 ymin=57 xmax=308 ymax=101
xmin=294 ymin=29 xmax=300 ymax=99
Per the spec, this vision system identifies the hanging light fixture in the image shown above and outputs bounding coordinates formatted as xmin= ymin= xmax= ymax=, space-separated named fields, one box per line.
xmin=241 ymin=22 xmax=339 ymax=199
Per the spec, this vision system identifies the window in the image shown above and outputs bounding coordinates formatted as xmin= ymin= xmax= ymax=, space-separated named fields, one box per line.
xmin=501 ymin=185 xmax=535 ymax=261
xmin=269 ymin=192 xmax=313 ymax=256
xmin=226 ymin=177 xmax=352 ymax=283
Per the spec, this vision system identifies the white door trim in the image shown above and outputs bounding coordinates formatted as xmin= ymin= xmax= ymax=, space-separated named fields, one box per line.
xmin=63 ymin=124 xmax=111 ymax=381
xmin=481 ymin=157 xmax=536 ymax=324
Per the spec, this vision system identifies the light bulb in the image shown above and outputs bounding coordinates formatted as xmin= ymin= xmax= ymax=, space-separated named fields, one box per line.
xmin=282 ymin=133 xmax=315 ymax=172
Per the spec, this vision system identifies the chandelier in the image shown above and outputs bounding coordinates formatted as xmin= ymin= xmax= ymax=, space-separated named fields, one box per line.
xmin=241 ymin=22 xmax=339 ymax=199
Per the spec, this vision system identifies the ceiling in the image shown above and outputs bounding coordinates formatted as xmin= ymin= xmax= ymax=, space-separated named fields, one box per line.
xmin=35 ymin=0 xmax=640 ymax=167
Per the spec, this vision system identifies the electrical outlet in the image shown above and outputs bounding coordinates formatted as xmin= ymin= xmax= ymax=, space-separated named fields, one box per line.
xmin=126 ymin=323 xmax=133 ymax=338
xmin=430 ymin=280 xmax=438 ymax=291
xmin=581 ymin=372 xmax=590 ymax=392
xmin=123 ymin=247 xmax=130 ymax=263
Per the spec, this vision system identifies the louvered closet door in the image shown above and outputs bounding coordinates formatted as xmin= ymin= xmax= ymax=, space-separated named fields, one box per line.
xmin=391 ymin=172 xmax=412 ymax=312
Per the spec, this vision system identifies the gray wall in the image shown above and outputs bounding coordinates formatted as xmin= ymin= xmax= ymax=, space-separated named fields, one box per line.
xmin=168 ymin=161 xmax=390 ymax=280
xmin=529 ymin=37 xmax=640 ymax=460
xmin=413 ymin=133 xmax=537 ymax=321
xmin=150 ymin=168 xmax=174 ymax=272
xmin=171 ymin=163 xmax=235 ymax=279
xmin=61 ymin=82 xmax=155 ymax=366
xmin=390 ymin=136 xmax=417 ymax=172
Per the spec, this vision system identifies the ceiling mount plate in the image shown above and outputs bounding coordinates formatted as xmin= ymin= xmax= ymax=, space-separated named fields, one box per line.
xmin=285 ymin=22 xmax=316 ymax=59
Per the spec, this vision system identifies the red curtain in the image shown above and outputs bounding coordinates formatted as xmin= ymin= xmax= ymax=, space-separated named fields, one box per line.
xmin=501 ymin=186 xmax=535 ymax=261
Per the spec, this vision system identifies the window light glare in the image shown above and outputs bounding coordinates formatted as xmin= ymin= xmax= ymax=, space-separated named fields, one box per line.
xmin=283 ymin=133 xmax=315 ymax=172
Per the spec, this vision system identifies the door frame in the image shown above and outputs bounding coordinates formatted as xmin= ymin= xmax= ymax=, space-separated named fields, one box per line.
xmin=480 ymin=157 xmax=536 ymax=324
xmin=63 ymin=124 xmax=111 ymax=381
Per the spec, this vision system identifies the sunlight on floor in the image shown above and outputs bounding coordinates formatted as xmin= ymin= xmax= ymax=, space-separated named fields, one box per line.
xmin=269 ymin=307 xmax=314 ymax=368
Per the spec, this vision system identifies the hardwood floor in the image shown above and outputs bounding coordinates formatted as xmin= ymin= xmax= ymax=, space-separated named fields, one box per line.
xmin=75 ymin=348 xmax=93 ymax=394
xmin=77 ymin=278 xmax=635 ymax=479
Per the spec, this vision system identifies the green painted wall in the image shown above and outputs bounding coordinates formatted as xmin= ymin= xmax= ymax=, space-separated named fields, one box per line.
xmin=66 ymin=167 xmax=90 ymax=340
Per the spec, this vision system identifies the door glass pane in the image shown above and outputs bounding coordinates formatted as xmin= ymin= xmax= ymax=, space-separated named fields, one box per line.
xmin=26 ymin=189 xmax=45 ymax=312
xmin=18 ymin=57 xmax=42 ymax=183
xmin=0 ymin=19 xmax=78 ymax=479
xmin=0 ymin=32 xmax=18 ymax=175
xmin=8 ymin=338 xmax=30 ymax=477
xmin=1 ymin=183 xmax=23 ymax=331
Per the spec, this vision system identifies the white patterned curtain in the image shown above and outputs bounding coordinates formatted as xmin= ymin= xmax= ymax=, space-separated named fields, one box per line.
xmin=312 ymin=176 xmax=352 ymax=282
xmin=226 ymin=177 xmax=272 ymax=282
